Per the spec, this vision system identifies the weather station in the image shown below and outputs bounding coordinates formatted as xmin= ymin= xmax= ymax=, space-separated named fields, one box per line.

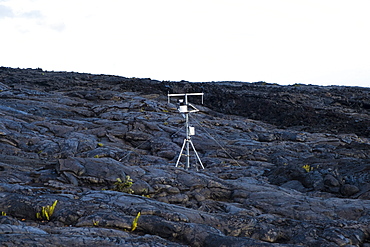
xmin=168 ymin=93 xmax=205 ymax=170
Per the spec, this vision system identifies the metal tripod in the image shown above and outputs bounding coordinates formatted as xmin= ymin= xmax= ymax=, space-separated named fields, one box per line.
xmin=175 ymin=112 xmax=204 ymax=170
xmin=168 ymin=93 xmax=205 ymax=170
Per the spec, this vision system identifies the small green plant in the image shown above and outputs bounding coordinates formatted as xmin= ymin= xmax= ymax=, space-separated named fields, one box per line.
xmin=302 ymin=165 xmax=313 ymax=173
xmin=131 ymin=212 xmax=141 ymax=231
xmin=97 ymin=143 xmax=104 ymax=147
xmin=113 ymin=176 xmax=134 ymax=194
xmin=93 ymin=220 xmax=99 ymax=226
xmin=36 ymin=200 xmax=58 ymax=221
xmin=1 ymin=211 xmax=6 ymax=216
xmin=293 ymin=83 xmax=304 ymax=87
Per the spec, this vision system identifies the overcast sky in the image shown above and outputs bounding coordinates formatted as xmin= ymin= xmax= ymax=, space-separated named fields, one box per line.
xmin=1 ymin=0 xmax=369 ymax=87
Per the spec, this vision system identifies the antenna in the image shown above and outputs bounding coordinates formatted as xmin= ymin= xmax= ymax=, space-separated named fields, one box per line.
xmin=168 ymin=93 xmax=205 ymax=170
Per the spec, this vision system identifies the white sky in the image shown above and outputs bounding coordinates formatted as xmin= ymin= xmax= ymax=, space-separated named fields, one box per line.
xmin=1 ymin=0 xmax=370 ymax=87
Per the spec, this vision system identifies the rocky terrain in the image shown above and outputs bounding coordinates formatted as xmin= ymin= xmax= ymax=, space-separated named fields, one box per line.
xmin=0 ymin=66 xmax=370 ymax=246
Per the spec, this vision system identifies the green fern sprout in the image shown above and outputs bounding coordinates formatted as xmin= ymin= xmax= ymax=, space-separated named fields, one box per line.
xmin=113 ymin=176 xmax=134 ymax=194
xmin=131 ymin=212 xmax=141 ymax=231
xmin=36 ymin=200 xmax=58 ymax=221
xmin=302 ymin=164 xmax=313 ymax=173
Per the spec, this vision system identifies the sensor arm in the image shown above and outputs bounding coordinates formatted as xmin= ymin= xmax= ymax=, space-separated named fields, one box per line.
xmin=168 ymin=93 xmax=204 ymax=104
xmin=187 ymin=103 xmax=200 ymax=113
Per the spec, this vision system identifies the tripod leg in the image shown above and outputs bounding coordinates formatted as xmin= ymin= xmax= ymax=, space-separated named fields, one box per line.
xmin=175 ymin=139 xmax=187 ymax=167
xmin=189 ymin=140 xmax=205 ymax=169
